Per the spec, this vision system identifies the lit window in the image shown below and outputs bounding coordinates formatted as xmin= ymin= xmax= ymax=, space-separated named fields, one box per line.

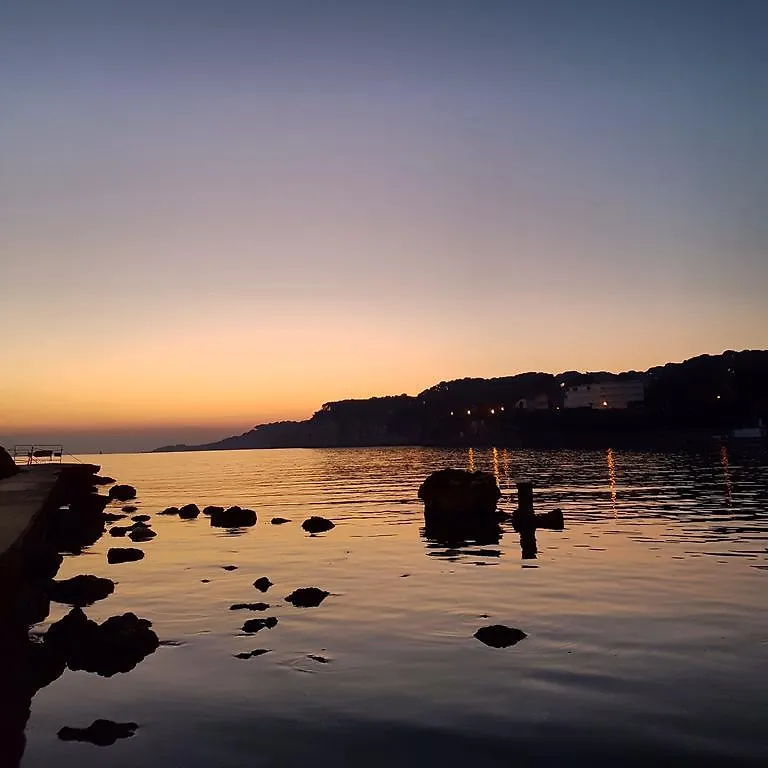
xmin=490 ymin=408 xmax=495 ymax=415
xmin=602 ymin=401 xmax=608 ymax=407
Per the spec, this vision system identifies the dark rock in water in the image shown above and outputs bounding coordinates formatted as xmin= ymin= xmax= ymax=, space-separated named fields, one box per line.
xmin=271 ymin=517 xmax=291 ymax=525
xmin=128 ymin=527 xmax=157 ymax=542
xmin=285 ymin=587 xmax=329 ymax=608
xmin=242 ymin=616 xmax=278 ymax=633
xmin=92 ymin=476 xmax=116 ymax=486
xmin=210 ymin=506 xmax=257 ymax=528
xmin=202 ymin=505 xmax=224 ymax=516
xmin=22 ymin=636 xmax=67 ymax=694
xmin=23 ymin=549 xmax=63 ymax=582
xmin=158 ymin=506 xmax=180 ymax=516
xmin=46 ymin=608 xmax=160 ymax=676
xmin=109 ymin=525 xmax=131 ymax=537
xmin=131 ymin=514 xmax=151 ymax=523
xmin=253 ymin=577 xmax=273 ymax=592
xmin=234 ymin=649 xmax=270 ymax=659
xmin=48 ymin=575 xmax=115 ymax=607
xmin=108 ymin=484 xmax=137 ymax=502
xmin=229 ymin=602 xmax=269 ymax=611
xmin=201 ymin=579 xmax=211 ymax=583
xmin=535 ymin=508 xmax=564 ymax=530
xmin=419 ymin=469 xmax=501 ymax=520
xmin=103 ymin=512 xmax=127 ymax=523
xmin=308 ymin=654 xmax=330 ymax=663
xmin=0 ymin=445 xmax=20 ymax=480
xmin=49 ymin=494 xmax=109 ymax=554
xmin=302 ymin=516 xmax=335 ymax=534
xmin=122 ymin=505 xmax=138 ymax=513
xmin=222 ymin=565 xmax=238 ymax=571
xmin=474 ymin=625 xmax=527 ymax=648
xmin=58 ymin=720 xmax=138 ymax=746
xmin=178 ymin=503 xmax=200 ymax=519
xmin=107 ymin=547 xmax=144 ymax=564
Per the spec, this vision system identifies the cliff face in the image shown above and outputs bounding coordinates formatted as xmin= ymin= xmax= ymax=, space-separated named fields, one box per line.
xmin=154 ymin=350 xmax=768 ymax=452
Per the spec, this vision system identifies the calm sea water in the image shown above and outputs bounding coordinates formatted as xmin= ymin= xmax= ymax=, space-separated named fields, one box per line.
xmin=23 ymin=446 xmax=768 ymax=766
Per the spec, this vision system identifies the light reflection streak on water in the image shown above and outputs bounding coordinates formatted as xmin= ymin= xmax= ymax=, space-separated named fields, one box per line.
xmin=607 ymin=447 xmax=617 ymax=515
xmin=721 ymin=444 xmax=732 ymax=505
xmin=467 ymin=447 xmax=475 ymax=472
xmin=492 ymin=447 xmax=499 ymax=484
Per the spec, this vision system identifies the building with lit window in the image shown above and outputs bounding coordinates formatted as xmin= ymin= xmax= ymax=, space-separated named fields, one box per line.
xmin=564 ymin=379 xmax=644 ymax=409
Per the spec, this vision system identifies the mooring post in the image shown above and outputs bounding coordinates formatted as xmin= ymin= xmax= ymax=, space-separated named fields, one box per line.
xmin=516 ymin=481 xmax=534 ymax=515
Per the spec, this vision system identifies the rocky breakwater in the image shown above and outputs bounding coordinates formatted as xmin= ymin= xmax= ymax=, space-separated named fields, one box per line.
xmin=0 ymin=461 xmax=158 ymax=765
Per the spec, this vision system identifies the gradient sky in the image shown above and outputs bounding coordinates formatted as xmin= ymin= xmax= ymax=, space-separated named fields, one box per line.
xmin=2 ymin=1 xmax=767 ymax=451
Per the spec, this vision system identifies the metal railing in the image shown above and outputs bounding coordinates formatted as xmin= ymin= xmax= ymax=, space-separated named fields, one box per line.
xmin=12 ymin=445 xmax=64 ymax=465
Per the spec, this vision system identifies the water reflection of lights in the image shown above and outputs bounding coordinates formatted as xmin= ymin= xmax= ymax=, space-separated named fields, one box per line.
xmin=721 ymin=445 xmax=732 ymax=505
xmin=607 ymin=448 xmax=617 ymax=514
xmin=492 ymin=447 xmax=500 ymax=483
xmin=468 ymin=447 xmax=476 ymax=473
xmin=502 ymin=449 xmax=510 ymax=479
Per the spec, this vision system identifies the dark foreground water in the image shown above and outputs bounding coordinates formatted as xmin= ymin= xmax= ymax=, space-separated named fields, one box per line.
xmin=22 ymin=446 xmax=768 ymax=766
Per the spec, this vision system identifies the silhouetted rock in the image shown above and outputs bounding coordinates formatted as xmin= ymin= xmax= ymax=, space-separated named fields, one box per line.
xmin=23 ymin=549 xmax=63 ymax=582
xmin=234 ymin=649 xmax=270 ymax=659
xmin=222 ymin=565 xmax=238 ymax=571
xmin=46 ymin=609 xmax=160 ymax=676
xmin=108 ymin=484 xmax=137 ymax=502
xmin=302 ymin=516 xmax=335 ymax=534
xmin=48 ymin=575 xmax=115 ymax=607
xmin=202 ymin=505 xmax=224 ymax=516
xmin=535 ymin=508 xmax=564 ymax=530
xmin=109 ymin=525 xmax=132 ymax=537
xmin=128 ymin=527 xmax=157 ymax=542
xmin=0 ymin=445 xmax=20 ymax=480
xmin=103 ymin=512 xmax=127 ymax=523
xmin=178 ymin=503 xmax=200 ymax=519
xmin=253 ymin=577 xmax=273 ymax=592
xmin=210 ymin=506 xmax=257 ymax=528
xmin=285 ymin=587 xmax=329 ymax=608
xmin=131 ymin=514 xmax=151 ymax=522
xmin=49 ymin=494 xmax=109 ymax=553
xmin=58 ymin=720 xmax=138 ymax=746
xmin=92 ymin=476 xmax=116 ymax=486
xmin=122 ymin=505 xmax=138 ymax=513
xmin=474 ymin=625 xmax=527 ymax=648
xmin=158 ymin=506 xmax=180 ymax=516
xmin=107 ymin=547 xmax=144 ymax=564
xmin=271 ymin=517 xmax=291 ymax=525
xmin=419 ymin=469 xmax=501 ymax=520
xmin=242 ymin=617 xmax=278 ymax=633
xmin=230 ymin=602 xmax=269 ymax=611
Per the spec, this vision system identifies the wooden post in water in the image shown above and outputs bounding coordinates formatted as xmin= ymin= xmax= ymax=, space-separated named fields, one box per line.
xmin=514 ymin=481 xmax=538 ymax=558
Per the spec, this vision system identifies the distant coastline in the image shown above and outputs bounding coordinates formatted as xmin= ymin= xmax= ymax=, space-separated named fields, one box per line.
xmin=154 ymin=350 xmax=768 ymax=453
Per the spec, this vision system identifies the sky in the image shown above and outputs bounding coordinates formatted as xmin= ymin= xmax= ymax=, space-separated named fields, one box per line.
xmin=1 ymin=1 xmax=767 ymax=452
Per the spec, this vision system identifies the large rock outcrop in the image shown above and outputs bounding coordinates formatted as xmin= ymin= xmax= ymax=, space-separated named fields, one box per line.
xmin=418 ymin=469 xmax=501 ymax=521
xmin=0 ymin=446 xmax=19 ymax=480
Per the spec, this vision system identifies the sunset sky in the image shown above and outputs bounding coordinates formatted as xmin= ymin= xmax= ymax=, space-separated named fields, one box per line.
xmin=2 ymin=1 xmax=767 ymax=451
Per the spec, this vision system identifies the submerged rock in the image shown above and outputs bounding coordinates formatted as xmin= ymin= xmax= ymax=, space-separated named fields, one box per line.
xmin=58 ymin=720 xmax=138 ymax=746
xmin=253 ymin=577 xmax=273 ymax=592
xmin=108 ymin=484 xmax=137 ymax=502
xmin=103 ymin=512 xmax=127 ymax=523
xmin=92 ymin=476 xmax=116 ymax=486
xmin=418 ymin=469 xmax=501 ymax=520
xmin=285 ymin=587 xmax=329 ymax=608
xmin=234 ymin=649 xmax=270 ymax=659
xmin=271 ymin=517 xmax=291 ymax=525
xmin=302 ymin=516 xmax=335 ymax=534
xmin=158 ymin=506 xmax=180 ymax=516
xmin=202 ymin=505 xmax=224 ymax=516
xmin=473 ymin=625 xmax=527 ymax=648
xmin=109 ymin=525 xmax=131 ymax=537
xmin=122 ymin=505 xmax=138 ymax=513
xmin=48 ymin=575 xmax=115 ymax=607
xmin=222 ymin=565 xmax=238 ymax=571
xmin=107 ymin=547 xmax=144 ymax=564
xmin=210 ymin=506 xmax=257 ymax=528
xmin=242 ymin=617 xmax=278 ymax=633
xmin=308 ymin=654 xmax=330 ymax=663
xmin=178 ymin=503 xmax=200 ymax=519
xmin=229 ymin=602 xmax=269 ymax=611
xmin=131 ymin=514 xmax=151 ymax=523
xmin=128 ymin=527 xmax=156 ymax=542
